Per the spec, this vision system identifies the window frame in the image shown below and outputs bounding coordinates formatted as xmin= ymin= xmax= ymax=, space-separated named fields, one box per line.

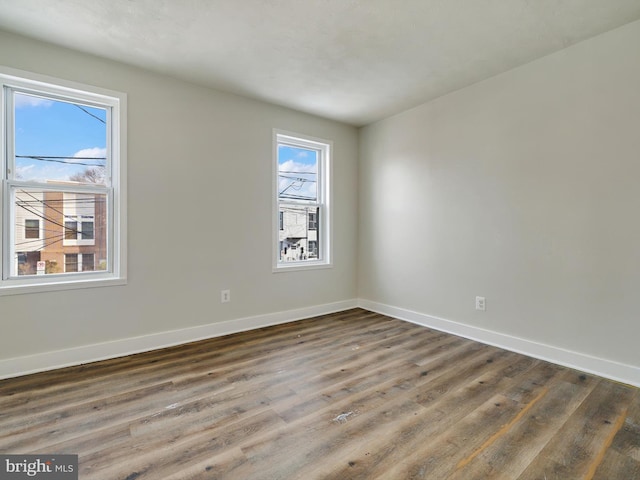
xmin=0 ymin=66 xmax=127 ymax=295
xmin=273 ymin=130 xmax=332 ymax=272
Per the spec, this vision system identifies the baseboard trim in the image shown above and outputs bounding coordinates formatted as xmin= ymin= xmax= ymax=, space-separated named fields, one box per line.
xmin=0 ymin=299 xmax=358 ymax=380
xmin=4 ymin=298 xmax=638 ymax=387
xmin=358 ymin=299 xmax=640 ymax=388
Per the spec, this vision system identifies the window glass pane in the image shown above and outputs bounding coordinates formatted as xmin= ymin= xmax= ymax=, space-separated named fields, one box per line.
xmin=278 ymin=205 xmax=319 ymax=262
xmin=277 ymin=145 xmax=317 ymax=202
xmin=14 ymin=92 xmax=107 ymax=185
xmin=12 ymin=188 xmax=108 ymax=276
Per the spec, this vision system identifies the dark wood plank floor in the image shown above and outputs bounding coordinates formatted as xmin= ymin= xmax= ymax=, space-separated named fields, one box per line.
xmin=1 ymin=308 xmax=638 ymax=479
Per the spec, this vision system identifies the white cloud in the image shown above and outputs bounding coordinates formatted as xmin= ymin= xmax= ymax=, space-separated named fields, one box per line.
xmin=279 ymin=159 xmax=316 ymax=173
xmin=15 ymin=164 xmax=34 ymax=180
xmin=15 ymin=163 xmax=76 ymax=183
xmin=14 ymin=94 xmax=53 ymax=108
xmin=73 ymin=147 xmax=107 ymax=159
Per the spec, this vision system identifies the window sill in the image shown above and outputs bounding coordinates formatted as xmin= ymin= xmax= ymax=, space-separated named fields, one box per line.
xmin=273 ymin=261 xmax=333 ymax=273
xmin=0 ymin=276 xmax=127 ymax=296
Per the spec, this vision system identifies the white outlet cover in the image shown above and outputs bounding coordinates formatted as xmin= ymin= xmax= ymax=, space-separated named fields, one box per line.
xmin=221 ymin=290 xmax=231 ymax=303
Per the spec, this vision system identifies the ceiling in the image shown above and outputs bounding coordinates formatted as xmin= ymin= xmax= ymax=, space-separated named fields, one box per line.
xmin=1 ymin=1 xmax=639 ymax=126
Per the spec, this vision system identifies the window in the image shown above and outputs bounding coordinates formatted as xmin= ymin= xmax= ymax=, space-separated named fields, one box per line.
xmin=308 ymin=240 xmax=318 ymax=258
xmin=274 ymin=130 xmax=331 ymax=270
xmin=308 ymin=212 xmax=317 ymax=230
xmin=65 ymin=253 xmax=95 ymax=273
xmin=82 ymin=253 xmax=95 ymax=272
xmin=1 ymin=67 xmax=126 ymax=293
xmin=65 ymin=221 xmax=78 ymax=240
xmin=24 ymin=219 xmax=39 ymax=239
xmin=65 ymin=253 xmax=78 ymax=273
xmin=81 ymin=218 xmax=94 ymax=240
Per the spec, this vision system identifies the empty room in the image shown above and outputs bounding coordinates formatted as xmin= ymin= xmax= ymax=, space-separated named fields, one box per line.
xmin=0 ymin=1 xmax=639 ymax=479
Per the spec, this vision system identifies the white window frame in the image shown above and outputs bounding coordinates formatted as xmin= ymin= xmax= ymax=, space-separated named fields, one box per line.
xmin=0 ymin=66 xmax=127 ymax=295
xmin=273 ymin=129 xmax=332 ymax=272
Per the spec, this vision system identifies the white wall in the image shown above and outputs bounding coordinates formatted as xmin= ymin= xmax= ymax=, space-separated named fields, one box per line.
xmin=359 ymin=20 xmax=640 ymax=381
xmin=0 ymin=30 xmax=358 ymax=374
xmin=3 ymin=19 xmax=639 ymax=384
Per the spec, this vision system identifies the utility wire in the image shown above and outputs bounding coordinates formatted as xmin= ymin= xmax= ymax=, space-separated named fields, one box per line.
xmin=15 ymin=197 xmax=84 ymax=238
xmin=16 ymin=155 xmax=105 ymax=167
xmin=17 ymin=189 xmax=79 ymax=222
xmin=74 ymin=104 xmax=106 ymax=124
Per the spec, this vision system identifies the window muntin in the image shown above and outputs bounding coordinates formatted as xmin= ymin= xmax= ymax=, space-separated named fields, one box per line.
xmin=274 ymin=131 xmax=331 ymax=270
xmin=1 ymin=68 xmax=126 ymax=292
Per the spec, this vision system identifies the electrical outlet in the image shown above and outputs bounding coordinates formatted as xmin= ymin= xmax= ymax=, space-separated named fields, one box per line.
xmin=221 ymin=289 xmax=231 ymax=303
xmin=475 ymin=296 xmax=486 ymax=311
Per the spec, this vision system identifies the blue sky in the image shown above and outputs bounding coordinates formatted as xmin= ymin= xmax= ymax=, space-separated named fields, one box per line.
xmin=278 ymin=145 xmax=318 ymax=201
xmin=14 ymin=92 xmax=106 ymax=182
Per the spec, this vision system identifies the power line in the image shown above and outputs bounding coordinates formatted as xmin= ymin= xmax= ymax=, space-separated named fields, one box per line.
xmin=17 ymin=189 xmax=76 ymax=222
xmin=16 ymin=155 xmax=105 ymax=167
xmin=74 ymin=104 xmax=106 ymax=124
xmin=15 ymin=196 xmax=85 ymax=238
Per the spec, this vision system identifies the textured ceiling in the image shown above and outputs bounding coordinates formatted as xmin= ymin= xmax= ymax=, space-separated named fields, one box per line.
xmin=1 ymin=0 xmax=640 ymax=126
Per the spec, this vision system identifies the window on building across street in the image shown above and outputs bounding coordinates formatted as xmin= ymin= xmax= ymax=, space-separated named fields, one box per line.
xmin=65 ymin=253 xmax=78 ymax=273
xmin=81 ymin=219 xmax=94 ymax=240
xmin=24 ymin=219 xmax=39 ymax=239
xmin=273 ymin=130 xmax=331 ymax=270
xmin=65 ymin=221 xmax=78 ymax=240
xmin=0 ymin=67 xmax=126 ymax=293
xmin=82 ymin=253 xmax=95 ymax=271
xmin=308 ymin=212 xmax=317 ymax=230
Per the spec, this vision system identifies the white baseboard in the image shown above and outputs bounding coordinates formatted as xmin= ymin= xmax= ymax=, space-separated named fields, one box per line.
xmin=0 ymin=299 xmax=358 ymax=380
xmin=4 ymin=298 xmax=638 ymax=388
xmin=358 ymin=299 xmax=640 ymax=388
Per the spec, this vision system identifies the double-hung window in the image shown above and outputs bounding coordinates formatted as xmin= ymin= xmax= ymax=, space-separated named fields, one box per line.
xmin=273 ymin=130 xmax=331 ymax=270
xmin=1 ymin=67 xmax=126 ymax=293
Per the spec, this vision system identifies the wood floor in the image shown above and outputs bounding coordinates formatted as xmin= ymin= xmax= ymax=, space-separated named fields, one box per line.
xmin=1 ymin=309 xmax=638 ymax=479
